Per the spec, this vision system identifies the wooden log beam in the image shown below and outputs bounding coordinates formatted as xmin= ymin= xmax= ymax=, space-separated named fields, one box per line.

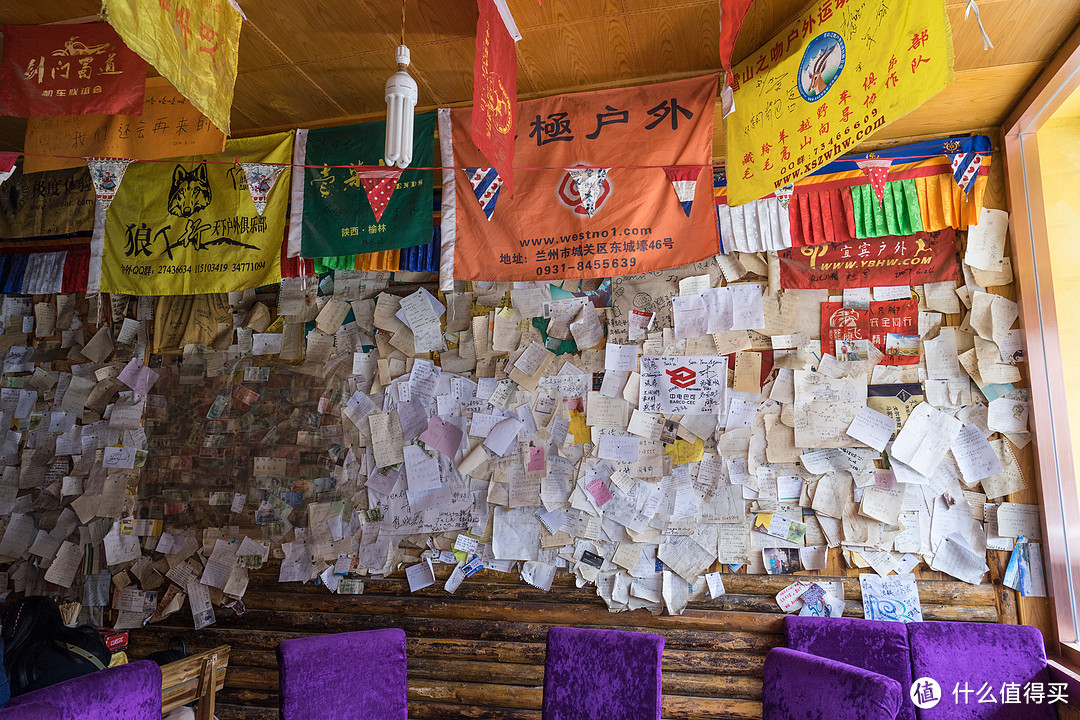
xmin=129 ymin=618 xmax=783 ymax=653
xmin=211 ymin=642 xmax=769 ymax=677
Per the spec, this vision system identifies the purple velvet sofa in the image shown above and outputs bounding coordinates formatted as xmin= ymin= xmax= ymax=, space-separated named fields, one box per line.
xmin=0 ymin=660 xmax=162 ymax=720
xmin=542 ymin=626 xmax=665 ymax=720
xmin=277 ymin=628 xmax=408 ymax=720
xmin=764 ymin=616 xmax=1062 ymax=720
xmin=0 ymin=703 xmax=62 ymax=720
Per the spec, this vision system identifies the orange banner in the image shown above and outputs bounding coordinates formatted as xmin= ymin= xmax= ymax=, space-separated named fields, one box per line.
xmin=449 ymin=75 xmax=719 ymax=281
xmin=23 ymin=76 xmax=225 ymax=174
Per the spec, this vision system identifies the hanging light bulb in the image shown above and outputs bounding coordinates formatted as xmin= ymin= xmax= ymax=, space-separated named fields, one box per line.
xmin=384 ymin=44 xmax=418 ymax=169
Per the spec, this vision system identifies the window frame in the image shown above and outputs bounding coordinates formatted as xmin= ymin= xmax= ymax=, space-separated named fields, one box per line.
xmin=1002 ymin=23 xmax=1080 ymax=666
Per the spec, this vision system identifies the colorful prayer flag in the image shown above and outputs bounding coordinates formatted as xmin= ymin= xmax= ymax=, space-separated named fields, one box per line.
xmin=292 ymin=113 xmax=435 ymax=259
xmin=87 ymin=158 xmax=134 ymax=209
xmin=0 ymin=23 xmax=145 ymax=117
xmin=104 ymin=0 xmax=241 ymax=134
xmin=855 ymin=158 xmax=892 ymax=205
xmin=465 ymin=168 xmax=503 ymax=220
xmin=564 ymin=167 xmax=610 ymax=218
xmin=950 ymin=151 xmax=983 ymax=195
xmin=240 ymin=163 xmax=287 ymax=216
xmin=787 ymin=135 xmax=992 ymax=247
xmin=355 ymin=168 xmax=403 ymax=222
xmin=725 ymin=0 xmax=953 ymax=205
xmin=664 ymin=166 xmax=702 ymax=216
xmin=97 ymin=132 xmax=292 ymax=295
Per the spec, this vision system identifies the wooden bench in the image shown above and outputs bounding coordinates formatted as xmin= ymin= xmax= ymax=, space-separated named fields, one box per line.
xmin=160 ymin=645 xmax=231 ymax=720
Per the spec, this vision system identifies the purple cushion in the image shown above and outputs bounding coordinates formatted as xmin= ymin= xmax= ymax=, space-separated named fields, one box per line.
xmin=763 ymin=647 xmax=902 ymax=720
xmin=907 ymin=622 xmax=1054 ymax=720
xmin=542 ymin=626 xmax=663 ymax=720
xmin=0 ymin=703 xmax=62 ymax=720
xmin=277 ymin=628 xmax=407 ymax=720
xmin=3 ymin=661 xmax=161 ymax=720
xmin=785 ymin=616 xmax=916 ymax=720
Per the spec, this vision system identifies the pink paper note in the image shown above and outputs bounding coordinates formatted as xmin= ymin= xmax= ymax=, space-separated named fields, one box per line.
xmin=586 ymin=478 xmax=613 ymax=507
xmin=528 ymin=446 xmax=545 ymax=472
xmin=419 ymin=416 xmax=464 ymax=458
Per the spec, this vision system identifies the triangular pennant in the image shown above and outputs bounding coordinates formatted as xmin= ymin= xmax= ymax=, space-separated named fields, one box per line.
xmin=0 ymin=153 xmax=18 ymax=190
xmin=854 ymin=158 xmax=892 ymax=206
xmin=664 ymin=166 xmax=702 ymax=217
xmin=464 ymin=167 xmax=503 ymax=221
xmin=240 ymin=162 xmax=287 ymax=216
xmin=566 ymin=167 xmax=610 ymax=218
xmin=353 ymin=167 xmax=402 ymax=223
xmin=774 ymin=183 xmax=794 ymax=210
xmin=950 ymin=152 xmax=983 ymax=195
xmin=86 ymin=157 xmax=134 ymax=210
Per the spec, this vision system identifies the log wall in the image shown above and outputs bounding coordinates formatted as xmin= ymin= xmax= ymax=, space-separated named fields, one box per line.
xmin=129 ymin=563 xmax=1005 ymax=720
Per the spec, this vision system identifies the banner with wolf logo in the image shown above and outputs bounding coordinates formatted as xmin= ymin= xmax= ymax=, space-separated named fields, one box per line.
xmin=443 ymin=75 xmax=719 ymax=282
xmin=100 ymin=131 xmax=291 ymax=295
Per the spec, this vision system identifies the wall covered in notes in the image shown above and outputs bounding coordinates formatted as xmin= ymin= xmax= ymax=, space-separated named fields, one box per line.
xmin=0 ymin=146 xmax=1053 ymax=659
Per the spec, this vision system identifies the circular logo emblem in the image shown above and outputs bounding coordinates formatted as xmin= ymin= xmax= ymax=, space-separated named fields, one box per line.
xmin=910 ymin=678 xmax=942 ymax=709
xmin=557 ymin=169 xmax=611 ymax=216
xmin=798 ymin=31 xmax=845 ymax=102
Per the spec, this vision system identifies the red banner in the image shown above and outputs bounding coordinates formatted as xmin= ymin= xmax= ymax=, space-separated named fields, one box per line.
xmin=718 ymin=0 xmax=755 ymax=90
xmin=0 ymin=23 xmax=145 ymax=117
xmin=472 ymin=0 xmax=517 ymax=194
xmin=779 ymin=228 xmax=957 ymax=290
xmin=821 ymin=299 xmax=919 ymax=366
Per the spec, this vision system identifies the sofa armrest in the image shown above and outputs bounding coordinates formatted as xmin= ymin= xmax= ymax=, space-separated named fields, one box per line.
xmin=762 ymin=647 xmax=903 ymax=720
xmin=1048 ymin=657 xmax=1080 ymax=713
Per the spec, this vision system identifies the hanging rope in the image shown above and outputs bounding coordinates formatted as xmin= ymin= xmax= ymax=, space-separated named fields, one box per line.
xmin=964 ymin=0 xmax=995 ymax=51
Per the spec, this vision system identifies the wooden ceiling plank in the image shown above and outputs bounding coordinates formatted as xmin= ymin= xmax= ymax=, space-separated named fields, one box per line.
xmin=407 ymin=38 xmax=478 ymax=108
xmin=507 ymin=0 xmax=624 ymax=32
xmin=620 ymin=0 xmax=646 ymax=80
xmin=354 ymin=0 xmax=446 ymax=114
xmin=949 ymin=0 xmax=1080 ymax=72
xmin=625 ymin=4 xmax=720 ymax=78
xmin=231 ymin=65 xmax=345 ymax=129
xmin=0 ymin=2 xmax=101 ymax=27
xmin=516 ymin=16 xmax=638 ymax=94
xmin=241 ymin=19 xmax=349 ymax=118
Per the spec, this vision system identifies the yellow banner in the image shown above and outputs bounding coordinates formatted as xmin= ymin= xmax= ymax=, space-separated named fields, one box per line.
xmin=105 ymin=0 xmax=241 ymax=135
xmin=101 ymin=132 xmax=292 ymax=296
xmin=725 ymin=0 xmax=953 ymax=206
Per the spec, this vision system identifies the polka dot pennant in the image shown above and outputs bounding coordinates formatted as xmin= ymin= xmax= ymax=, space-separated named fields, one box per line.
xmin=356 ymin=167 xmax=403 ymax=222
xmin=854 ymin=158 xmax=892 ymax=206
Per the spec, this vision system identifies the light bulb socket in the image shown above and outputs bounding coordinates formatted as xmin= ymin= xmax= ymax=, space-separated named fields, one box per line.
xmin=395 ymin=45 xmax=411 ymax=68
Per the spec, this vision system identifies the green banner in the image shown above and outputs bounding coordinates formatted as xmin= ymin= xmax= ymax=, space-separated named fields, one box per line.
xmin=300 ymin=112 xmax=434 ymax=259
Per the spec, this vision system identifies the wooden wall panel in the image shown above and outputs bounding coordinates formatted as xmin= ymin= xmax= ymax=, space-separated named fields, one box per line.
xmin=128 ymin=565 xmax=1003 ymax=720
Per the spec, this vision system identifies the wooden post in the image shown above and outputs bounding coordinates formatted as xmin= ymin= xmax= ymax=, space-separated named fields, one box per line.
xmin=196 ymin=652 xmax=218 ymax=720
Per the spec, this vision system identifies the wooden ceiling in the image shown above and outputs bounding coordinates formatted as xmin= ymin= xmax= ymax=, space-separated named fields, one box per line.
xmin=1 ymin=0 xmax=1079 ymax=158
